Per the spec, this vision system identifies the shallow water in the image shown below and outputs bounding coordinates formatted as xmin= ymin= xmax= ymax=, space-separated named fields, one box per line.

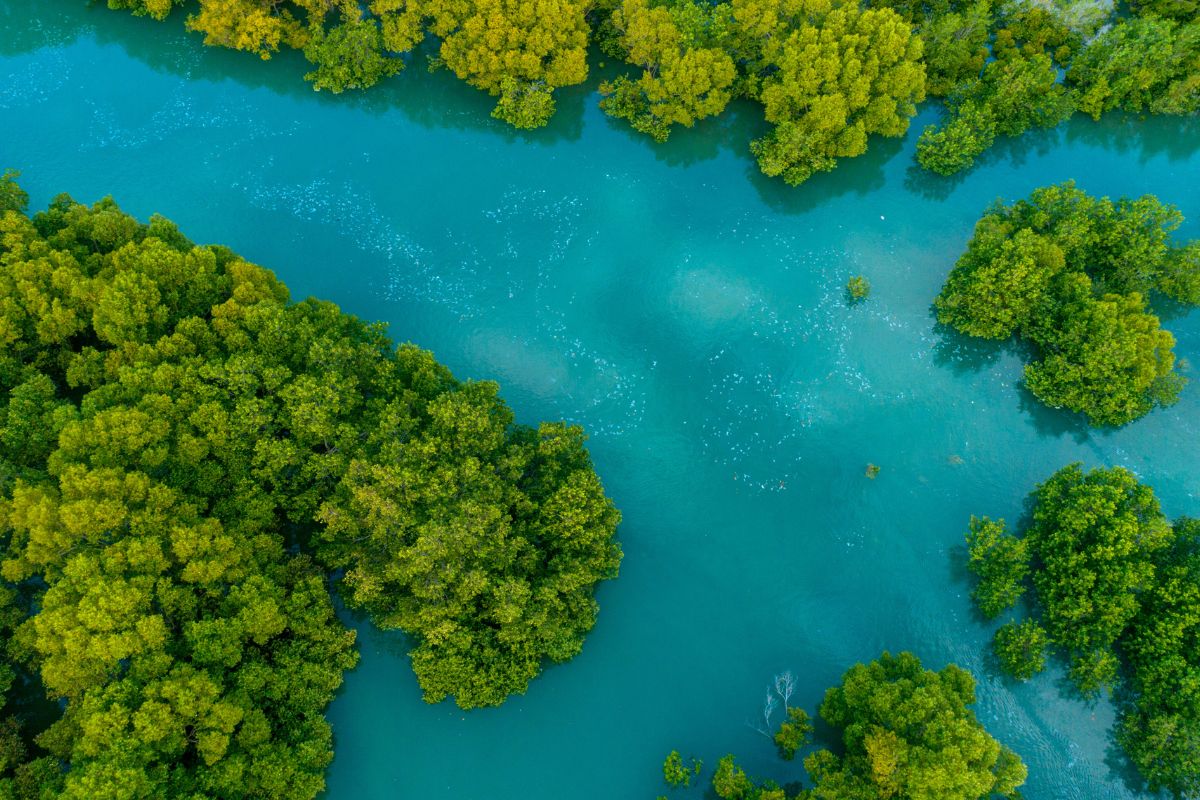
xmin=3 ymin=4 xmax=1200 ymax=798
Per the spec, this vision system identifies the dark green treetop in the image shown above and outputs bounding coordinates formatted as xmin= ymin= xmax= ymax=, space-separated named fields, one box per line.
xmin=965 ymin=464 xmax=1200 ymax=797
xmin=936 ymin=182 xmax=1199 ymax=426
xmin=0 ymin=174 xmax=621 ymax=794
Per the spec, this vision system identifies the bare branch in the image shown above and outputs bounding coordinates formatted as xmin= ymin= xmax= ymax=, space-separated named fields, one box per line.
xmin=774 ymin=670 xmax=795 ymax=709
xmin=762 ymin=690 xmax=779 ymax=730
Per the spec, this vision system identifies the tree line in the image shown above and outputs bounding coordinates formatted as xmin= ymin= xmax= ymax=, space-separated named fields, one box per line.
xmin=103 ymin=0 xmax=1199 ymax=185
xmin=0 ymin=172 xmax=621 ymax=798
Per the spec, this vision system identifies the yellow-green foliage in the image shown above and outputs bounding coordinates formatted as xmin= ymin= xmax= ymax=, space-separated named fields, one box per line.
xmin=304 ymin=18 xmax=404 ymax=92
xmin=425 ymin=0 xmax=592 ymax=127
xmin=599 ymin=0 xmax=737 ymax=142
xmin=965 ymin=516 xmax=1029 ymax=618
xmin=186 ymin=0 xmax=312 ymax=59
xmin=774 ymin=706 xmax=813 ymax=760
xmin=868 ymin=0 xmax=992 ymax=96
xmin=106 ymin=0 xmax=182 ymax=20
xmin=810 ymin=653 xmax=1026 ymax=799
xmin=0 ymin=185 xmax=357 ymax=799
xmin=0 ymin=174 xmax=621 ymax=793
xmin=662 ymin=750 xmax=702 ymax=788
xmin=121 ymin=0 xmax=589 ymax=119
xmin=102 ymin=0 xmax=1189 ymax=181
xmin=847 ymin=275 xmax=870 ymax=301
xmin=744 ymin=0 xmax=927 ymax=185
xmin=316 ymin=409 xmax=623 ymax=709
xmin=917 ymin=8 xmax=1076 ymax=175
xmin=993 ymin=619 xmax=1047 ymax=680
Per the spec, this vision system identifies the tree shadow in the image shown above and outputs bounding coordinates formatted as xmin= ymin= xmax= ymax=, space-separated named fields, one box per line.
xmin=930 ymin=329 xmax=1098 ymax=442
xmin=930 ymin=321 xmax=1014 ymax=375
xmin=16 ymin=3 xmax=1200 ymax=194
xmin=1066 ymin=112 xmax=1200 ymax=165
xmin=1103 ymin=739 xmax=1149 ymax=798
xmin=748 ymin=133 xmax=906 ymax=216
xmin=599 ymin=97 xmax=770 ymax=172
xmin=1150 ymin=293 xmax=1200 ymax=325
xmin=1015 ymin=382 xmax=1093 ymax=443
xmin=899 ymin=104 xmax=1200 ymax=193
xmin=16 ymin=0 xmax=589 ymax=143
xmin=900 ymin=102 xmax=1064 ymax=195
xmin=1102 ymin=687 xmax=1152 ymax=797
xmin=903 ymin=160 xmax=970 ymax=203
xmin=1049 ymin=666 xmax=1111 ymax=708
xmin=946 ymin=540 xmax=974 ymax=590
xmin=980 ymin=124 xmax=1066 ymax=171
xmin=0 ymin=1 xmax=83 ymax=56
xmin=335 ymin=599 xmax=416 ymax=664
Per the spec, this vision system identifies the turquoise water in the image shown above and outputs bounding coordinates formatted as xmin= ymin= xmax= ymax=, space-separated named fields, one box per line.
xmin=3 ymin=4 xmax=1200 ymax=798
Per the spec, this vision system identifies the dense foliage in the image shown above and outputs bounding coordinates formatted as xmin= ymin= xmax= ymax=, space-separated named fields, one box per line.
xmin=315 ymin=403 xmax=622 ymax=708
xmin=803 ymin=653 xmax=1025 ymax=799
xmin=913 ymin=5 xmax=1078 ymax=174
xmin=936 ymin=182 xmax=1199 ymax=426
xmin=110 ymin=0 xmax=589 ymax=128
xmin=597 ymin=0 xmax=738 ymax=143
xmin=846 ymin=275 xmax=870 ymax=302
xmin=0 ymin=583 xmax=59 ymax=799
xmin=601 ymin=0 xmax=926 ymax=184
xmin=773 ymin=706 xmax=812 ymax=760
xmin=103 ymin=0 xmax=1198 ymax=182
xmin=965 ymin=464 xmax=1200 ymax=797
xmin=664 ymin=653 xmax=1025 ymax=799
xmin=1067 ymin=16 xmax=1200 ymax=121
xmin=965 ymin=516 xmax=1027 ymax=618
xmin=0 ymin=175 xmax=620 ymax=794
xmin=907 ymin=1 xmax=1198 ymax=175
xmin=924 ymin=56 xmax=1074 ymax=170
xmin=662 ymin=749 xmax=701 ymax=788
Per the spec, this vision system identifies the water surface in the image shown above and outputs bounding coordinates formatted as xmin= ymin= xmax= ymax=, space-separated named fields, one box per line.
xmin=3 ymin=5 xmax=1200 ymax=798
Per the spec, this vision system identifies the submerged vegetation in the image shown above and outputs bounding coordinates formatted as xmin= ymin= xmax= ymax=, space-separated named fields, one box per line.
xmin=0 ymin=174 xmax=620 ymax=796
xmin=965 ymin=464 xmax=1200 ymax=797
xmin=104 ymin=0 xmax=1200 ymax=184
xmin=937 ymin=182 xmax=1200 ymax=426
xmin=665 ymin=652 xmax=1026 ymax=799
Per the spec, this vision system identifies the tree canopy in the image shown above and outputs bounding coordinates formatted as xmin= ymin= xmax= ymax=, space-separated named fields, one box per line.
xmin=964 ymin=464 xmax=1200 ymax=797
xmin=746 ymin=0 xmax=927 ymax=186
xmin=599 ymin=0 xmax=925 ymax=183
xmin=315 ymin=408 xmax=622 ymax=708
xmin=803 ymin=652 xmax=1026 ymax=800
xmin=0 ymin=173 xmax=620 ymax=794
xmin=916 ymin=6 xmax=1076 ymax=174
xmin=109 ymin=0 xmax=589 ymax=125
xmin=1067 ymin=16 xmax=1200 ymax=121
xmin=425 ymin=0 xmax=592 ymax=127
xmin=911 ymin=3 xmax=1196 ymax=176
xmin=101 ymin=0 xmax=1196 ymax=181
xmin=664 ymin=653 xmax=1025 ymax=800
xmin=598 ymin=0 xmax=738 ymax=142
xmin=935 ymin=182 xmax=1199 ymax=426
